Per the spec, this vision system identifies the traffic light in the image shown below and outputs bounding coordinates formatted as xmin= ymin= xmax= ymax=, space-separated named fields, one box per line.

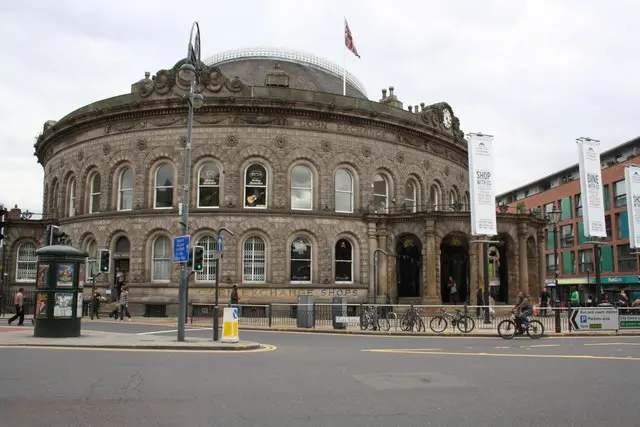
xmin=99 ymin=249 xmax=111 ymax=273
xmin=0 ymin=206 xmax=6 ymax=246
xmin=45 ymin=224 xmax=66 ymax=245
xmin=192 ymin=246 xmax=204 ymax=272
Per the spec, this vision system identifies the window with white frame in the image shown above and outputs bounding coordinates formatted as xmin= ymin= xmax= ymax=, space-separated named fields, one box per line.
xmin=152 ymin=236 xmax=172 ymax=281
xmin=334 ymin=169 xmax=353 ymax=213
xmin=154 ymin=164 xmax=173 ymax=209
xmin=464 ymin=191 xmax=470 ymax=209
xmin=118 ymin=168 xmax=133 ymax=211
xmin=89 ymin=172 xmax=101 ymax=214
xmin=449 ymin=188 xmax=459 ymax=206
xmin=334 ymin=239 xmax=353 ymax=283
xmin=614 ymin=179 xmax=627 ymax=207
xmin=243 ymin=236 xmax=266 ymax=283
xmin=291 ymin=165 xmax=313 ymax=210
xmin=404 ymin=180 xmax=416 ymax=212
xmin=290 ymin=236 xmax=312 ymax=283
xmin=429 ymin=184 xmax=441 ymax=210
xmin=244 ymin=164 xmax=267 ymax=208
xmin=68 ymin=178 xmax=76 ymax=217
xmin=197 ymin=162 xmax=220 ymax=208
xmin=86 ymin=239 xmax=98 ymax=277
xmin=373 ymin=174 xmax=388 ymax=213
xmin=195 ymin=235 xmax=217 ymax=282
xmin=16 ymin=243 xmax=37 ymax=281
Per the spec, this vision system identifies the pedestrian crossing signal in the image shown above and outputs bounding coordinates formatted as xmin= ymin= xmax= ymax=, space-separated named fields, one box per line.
xmin=192 ymin=246 xmax=204 ymax=272
xmin=99 ymin=249 xmax=111 ymax=273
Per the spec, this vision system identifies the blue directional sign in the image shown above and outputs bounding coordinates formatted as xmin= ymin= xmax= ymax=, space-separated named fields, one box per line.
xmin=217 ymin=235 xmax=224 ymax=254
xmin=232 ymin=308 xmax=238 ymax=320
xmin=173 ymin=235 xmax=191 ymax=263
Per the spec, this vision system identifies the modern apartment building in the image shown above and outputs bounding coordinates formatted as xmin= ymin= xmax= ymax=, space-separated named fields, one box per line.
xmin=496 ymin=136 xmax=640 ymax=303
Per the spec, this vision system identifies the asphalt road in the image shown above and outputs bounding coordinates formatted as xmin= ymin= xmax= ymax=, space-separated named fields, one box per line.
xmin=1 ymin=320 xmax=639 ymax=427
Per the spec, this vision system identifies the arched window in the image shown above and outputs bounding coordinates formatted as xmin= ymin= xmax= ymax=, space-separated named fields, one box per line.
xmin=89 ymin=172 xmax=101 ymax=214
xmin=195 ymin=235 xmax=217 ymax=282
xmin=373 ymin=174 xmax=388 ymax=213
xmin=152 ymin=236 xmax=171 ymax=281
xmin=291 ymin=165 xmax=312 ymax=210
xmin=154 ymin=164 xmax=174 ymax=209
xmin=404 ymin=180 xmax=417 ymax=213
xmin=243 ymin=236 xmax=266 ymax=283
xmin=334 ymin=239 xmax=353 ymax=283
xmin=16 ymin=243 xmax=37 ymax=281
xmin=197 ymin=162 xmax=220 ymax=208
xmin=290 ymin=236 xmax=311 ymax=283
xmin=86 ymin=239 xmax=98 ymax=276
xmin=429 ymin=184 xmax=441 ymax=210
xmin=335 ymin=169 xmax=353 ymax=213
xmin=465 ymin=191 xmax=471 ymax=210
xmin=449 ymin=188 xmax=459 ymax=206
xmin=52 ymin=180 xmax=59 ymax=214
xmin=67 ymin=178 xmax=76 ymax=217
xmin=118 ymin=168 xmax=133 ymax=211
xmin=244 ymin=164 xmax=267 ymax=208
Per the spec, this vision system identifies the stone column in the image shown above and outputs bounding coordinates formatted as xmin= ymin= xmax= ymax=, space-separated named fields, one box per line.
xmin=538 ymin=229 xmax=546 ymax=293
xmin=367 ymin=222 xmax=377 ymax=302
xmin=425 ymin=219 xmax=438 ymax=303
xmin=469 ymin=243 xmax=479 ymax=305
xmin=377 ymin=224 xmax=388 ymax=301
xmin=518 ymin=223 xmax=529 ymax=295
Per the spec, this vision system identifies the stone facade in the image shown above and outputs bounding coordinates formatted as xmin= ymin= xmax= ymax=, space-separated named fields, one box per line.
xmin=0 ymin=51 xmax=548 ymax=315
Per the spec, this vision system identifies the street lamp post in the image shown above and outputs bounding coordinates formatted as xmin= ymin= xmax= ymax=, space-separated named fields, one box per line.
xmin=213 ymin=227 xmax=234 ymax=341
xmin=547 ymin=205 xmax=561 ymax=333
xmin=177 ymin=22 xmax=205 ymax=342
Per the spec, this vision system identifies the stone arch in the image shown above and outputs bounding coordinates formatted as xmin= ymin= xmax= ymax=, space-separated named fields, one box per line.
xmin=440 ymin=232 xmax=470 ymax=304
xmin=395 ymin=233 xmax=423 ymax=299
xmin=49 ymin=177 xmax=59 ymax=217
xmin=233 ymin=144 xmax=281 ymax=168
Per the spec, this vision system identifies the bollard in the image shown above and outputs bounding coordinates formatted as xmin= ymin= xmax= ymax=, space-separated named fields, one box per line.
xmin=554 ymin=300 xmax=561 ymax=333
xmin=268 ymin=303 xmax=272 ymax=328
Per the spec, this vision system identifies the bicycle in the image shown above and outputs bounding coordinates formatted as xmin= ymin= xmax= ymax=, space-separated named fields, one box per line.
xmin=429 ymin=308 xmax=475 ymax=333
xmin=497 ymin=310 xmax=544 ymax=339
xmin=400 ymin=304 xmax=425 ymax=332
xmin=359 ymin=305 xmax=391 ymax=331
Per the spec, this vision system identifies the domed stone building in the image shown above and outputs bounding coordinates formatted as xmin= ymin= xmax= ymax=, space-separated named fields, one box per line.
xmin=23 ymin=47 xmax=546 ymax=315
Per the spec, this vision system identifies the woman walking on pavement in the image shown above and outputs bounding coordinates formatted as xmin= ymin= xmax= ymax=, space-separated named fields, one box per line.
xmin=119 ymin=286 xmax=131 ymax=321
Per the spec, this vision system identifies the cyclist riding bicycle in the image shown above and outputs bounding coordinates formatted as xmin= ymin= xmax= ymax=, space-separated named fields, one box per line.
xmin=514 ymin=291 xmax=533 ymax=332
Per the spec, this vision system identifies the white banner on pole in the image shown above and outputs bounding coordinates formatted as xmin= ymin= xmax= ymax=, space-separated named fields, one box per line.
xmin=468 ymin=133 xmax=497 ymax=236
xmin=577 ymin=139 xmax=606 ymax=237
xmin=624 ymin=165 xmax=640 ymax=248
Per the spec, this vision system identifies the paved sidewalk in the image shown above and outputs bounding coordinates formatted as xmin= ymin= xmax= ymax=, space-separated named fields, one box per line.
xmin=0 ymin=326 xmax=261 ymax=350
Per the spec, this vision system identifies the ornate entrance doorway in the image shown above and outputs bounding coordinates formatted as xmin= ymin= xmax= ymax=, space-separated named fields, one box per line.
xmin=440 ymin=233 xmax=469 ymax=304
xmin=395 ymin=235 xmax=422 ymax=298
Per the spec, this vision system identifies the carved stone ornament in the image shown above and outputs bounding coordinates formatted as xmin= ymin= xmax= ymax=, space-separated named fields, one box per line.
xmin=423 ymin=159 xmax=431 ymax=170
xmin=396 ymin=152 xmax=405 ymax=163
xmin=457 ymin=172 xmax=464 ymax=183
xmin=274 ymin=135 xmax=287 ymax=149
xmin=444 ymin=166 xmax=450 ymax=176
xmin=226 ymin=135 xmax=239 ymax=147
xmin=320 ymin=140 xmax=332 ymax=152
xmin=77 ymin=151 xmax=84 ymax=161
xmin=136 ymin=138 xmax=148 ymax=151
xmin=102 ymin=144 xmax=111 ymax=156
xmin=179 ymin=136 xmax=187 ymax=148
xmin=362 ymin=145 xmax=372 ymax=157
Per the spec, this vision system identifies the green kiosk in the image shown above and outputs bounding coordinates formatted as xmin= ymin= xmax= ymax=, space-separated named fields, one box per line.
xmin=34 ymin=245 xmax=88 ymax=338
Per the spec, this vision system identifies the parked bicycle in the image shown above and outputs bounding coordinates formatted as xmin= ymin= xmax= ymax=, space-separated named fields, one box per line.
xmin=497 ymin=310 xmax=544 ymax=339
xmin=360 ymin=305 xmax=391 ymax=331
xmin=400 ymin=304 xmax=425 ymax=332
xmin=429 ymin=308 xmax=475 ymax=333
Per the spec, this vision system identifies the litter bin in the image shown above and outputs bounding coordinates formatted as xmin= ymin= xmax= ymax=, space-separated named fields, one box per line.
xmin=296 ymin=295 xmax=314 ymax=328
xmin=332 ymin=297 xmax=347 ymax=329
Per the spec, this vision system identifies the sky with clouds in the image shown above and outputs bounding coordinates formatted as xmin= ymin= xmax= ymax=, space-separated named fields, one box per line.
xmin=0 ymin=0 xmax=637 ymax=214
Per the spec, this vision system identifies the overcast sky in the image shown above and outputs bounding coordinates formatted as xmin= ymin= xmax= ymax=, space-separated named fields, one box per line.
xmin=0 ymin=0 xmax=637 ymax=214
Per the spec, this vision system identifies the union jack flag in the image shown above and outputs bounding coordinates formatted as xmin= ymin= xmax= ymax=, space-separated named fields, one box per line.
xmin=344 ymin=18 xmax=360 ymax=58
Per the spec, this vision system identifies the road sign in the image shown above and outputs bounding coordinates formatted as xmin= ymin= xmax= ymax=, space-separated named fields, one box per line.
xmin=173 ymin=235 xmax=191 ymax=263
xmin=217 ymin=235 xmax=223 ymax=253
xmin=619 ymin=314 xmax=640 ymax=329
xmin=570 ymin=307 xmax=619 ymax=331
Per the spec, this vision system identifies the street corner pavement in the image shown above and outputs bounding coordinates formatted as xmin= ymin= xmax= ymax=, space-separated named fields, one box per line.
xmin=0 ymin=328 xmax=262 ymax=351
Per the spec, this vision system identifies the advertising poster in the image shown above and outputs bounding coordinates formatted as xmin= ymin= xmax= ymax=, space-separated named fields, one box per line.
xmin=577 ymin=139 xmax=606 ymax=237
xmin=54 ymin=292 xmax=73 ymax=318
xmin=624 ymin=166 xmax=640 ymax=248
xmin=36 ymin=293 xmax=48 ymax=318
xmin=57 ymin=263 xmax=74 ymax=287
xmin=37 ymin=264 xmax=49 ymax=289
xmin=76 ymin=293 xmax=83 ymax=318
xmin=78 ymin=263 xmax=86 ymax=289
xmin=467 ymin=133 xmax=497 ymax=236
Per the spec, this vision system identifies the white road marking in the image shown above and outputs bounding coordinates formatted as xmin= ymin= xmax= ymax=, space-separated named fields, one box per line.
xmin=583 ymin=343 xmax=640 ymax=346
xmin=136 ymin=328 xmax=213 ymax=336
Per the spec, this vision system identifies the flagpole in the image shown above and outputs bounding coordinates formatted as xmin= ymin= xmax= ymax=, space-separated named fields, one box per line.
xmin=342 ymin=17 xmax=347 ymax=96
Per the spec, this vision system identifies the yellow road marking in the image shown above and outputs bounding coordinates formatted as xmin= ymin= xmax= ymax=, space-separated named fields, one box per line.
xmin=584 ymin=343 xmax=640 ymax=346
xmin=361 ymin=349 xmax=640 ymax=361
xmin=0 ymin=344 xmax=277 ymax=354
